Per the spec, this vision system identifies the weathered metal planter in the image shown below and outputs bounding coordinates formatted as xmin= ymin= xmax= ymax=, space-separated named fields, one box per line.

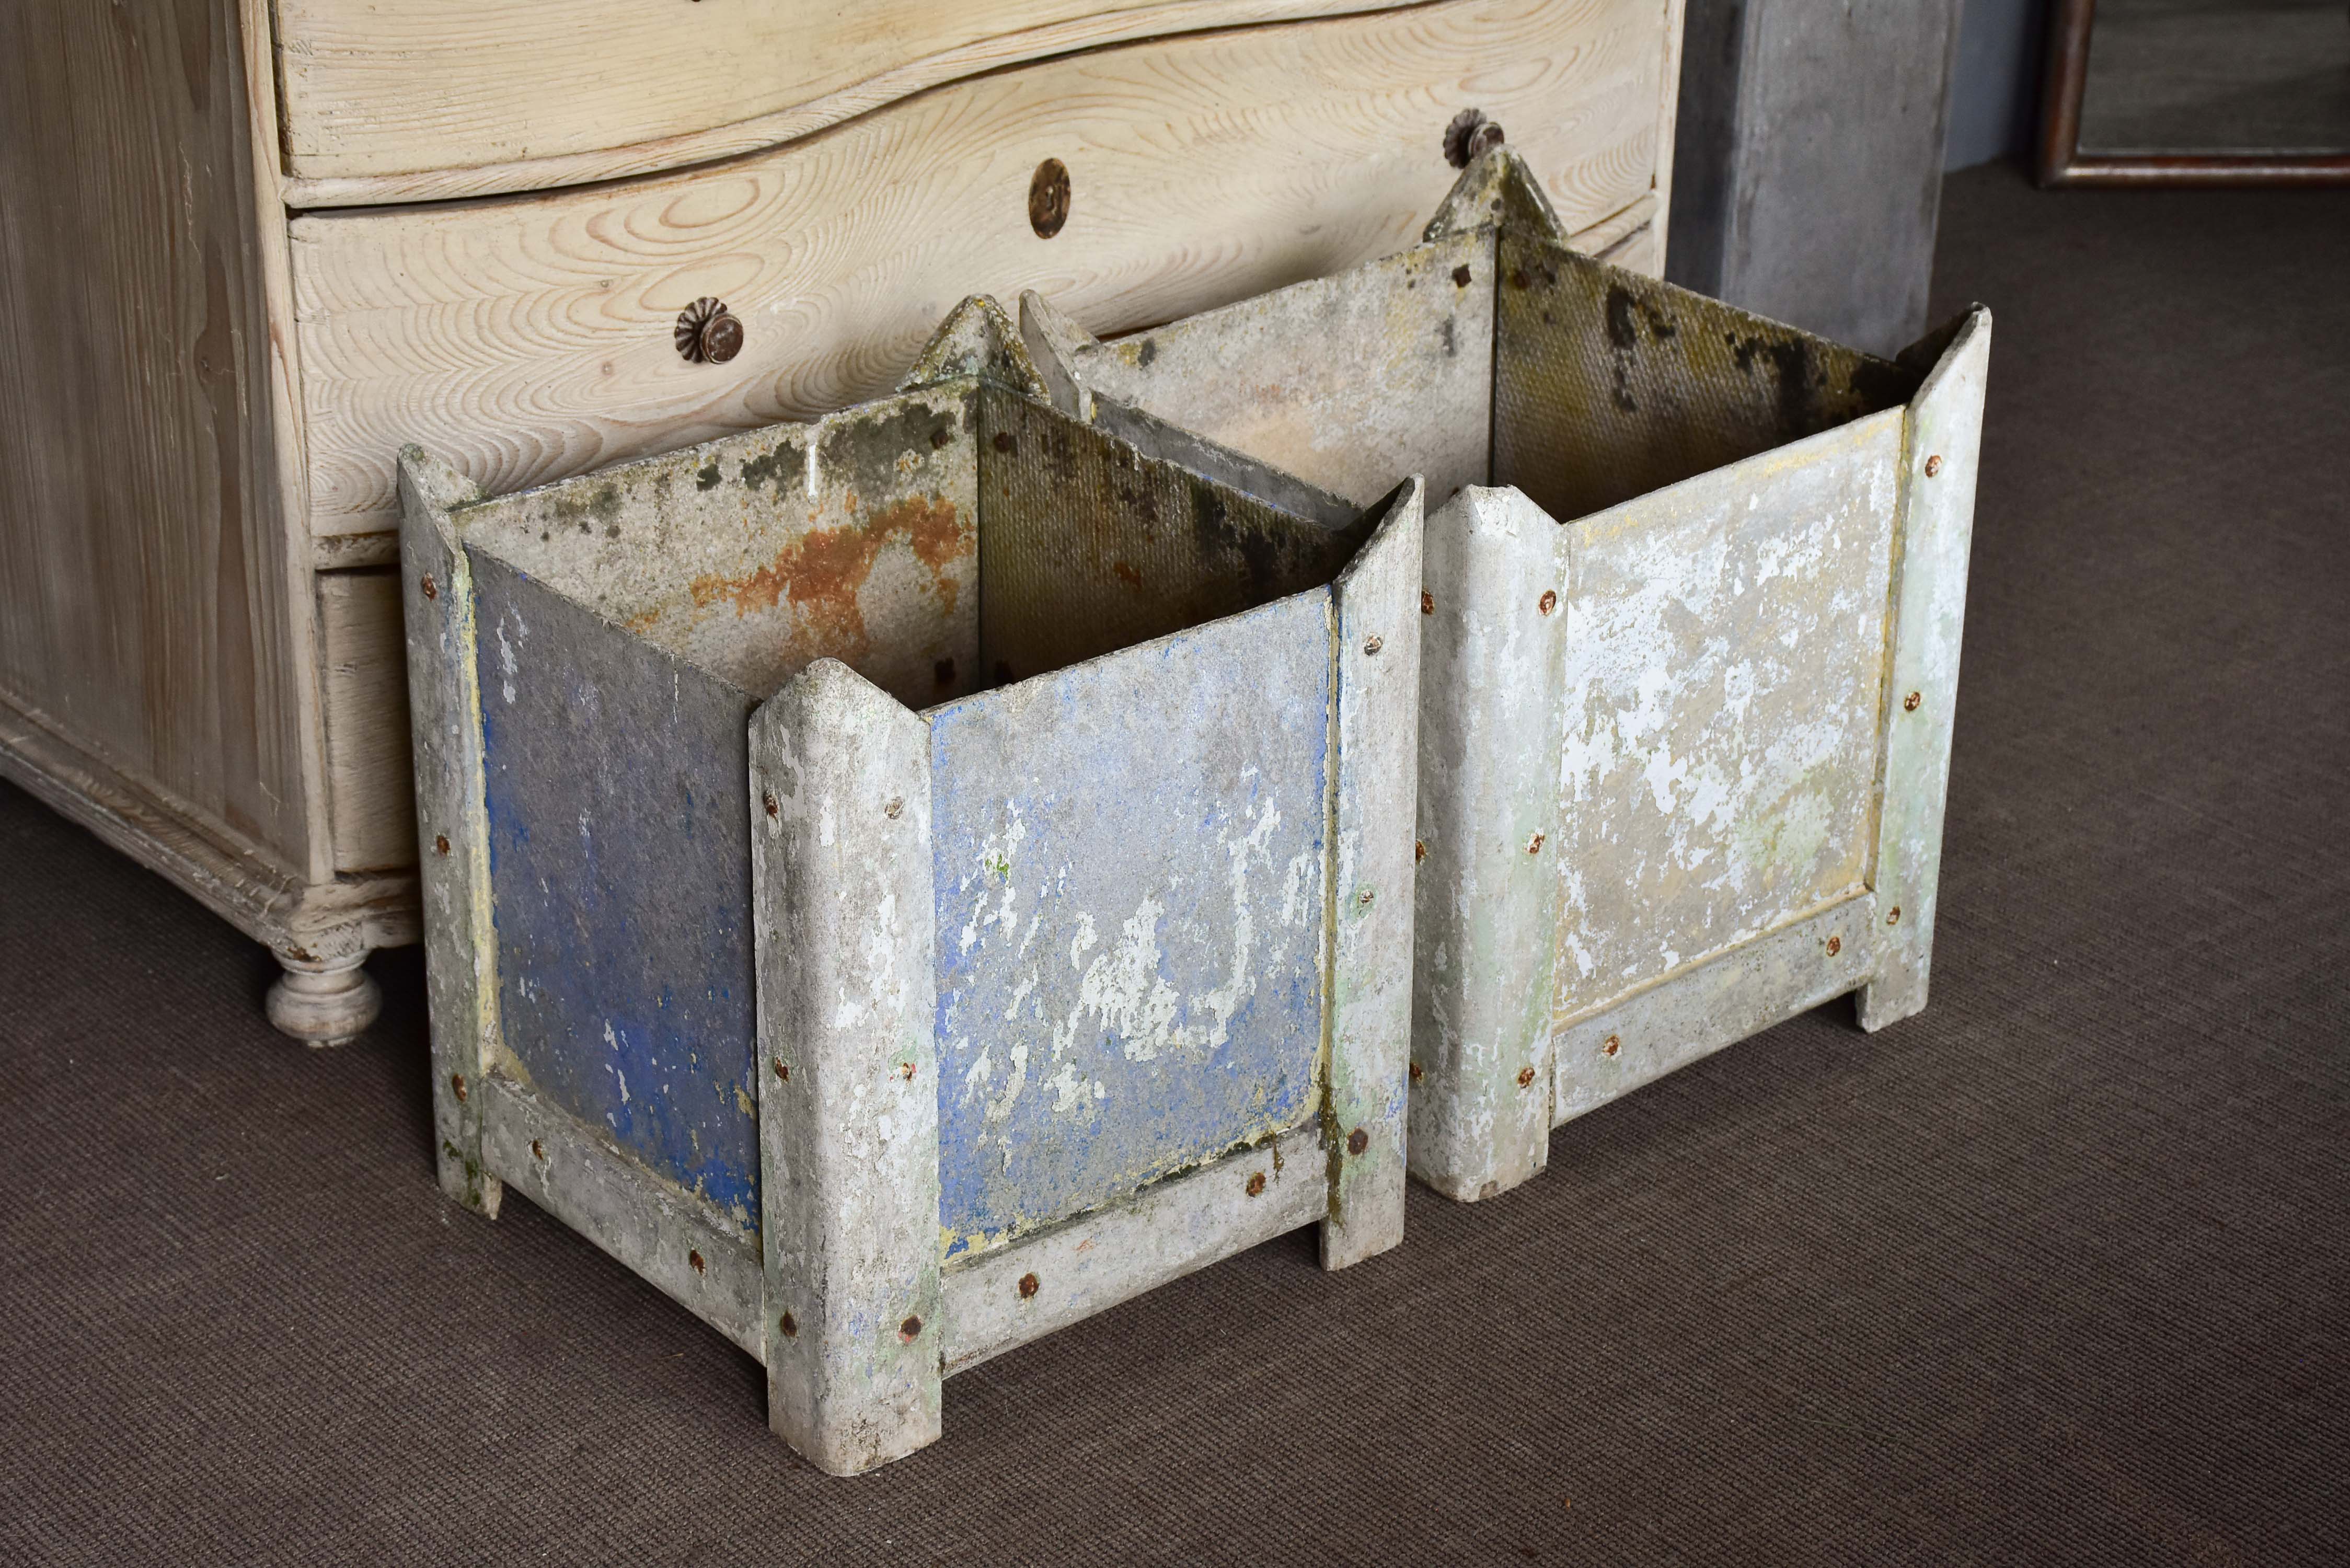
xmin=399 ymin=301 xmax=1421 ymax=1474
xmin=1023 ymin=151 xmax=1990 ymax=1202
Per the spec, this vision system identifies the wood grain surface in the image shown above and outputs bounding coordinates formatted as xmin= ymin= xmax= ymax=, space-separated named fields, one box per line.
xmin=0 ymin=0 xmax=312 ymax=873
xmin=274 ymin=0 xmax=1421 ymax=202
xmin=293 ymin=0 xmax=1681 ymax=540
xmin=315 ymin=569 xmax=415 ymax=873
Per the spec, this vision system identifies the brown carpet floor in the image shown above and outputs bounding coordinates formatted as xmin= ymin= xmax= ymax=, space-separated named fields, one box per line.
xmin=3 ymin=163 xmax=2346 ymax=1566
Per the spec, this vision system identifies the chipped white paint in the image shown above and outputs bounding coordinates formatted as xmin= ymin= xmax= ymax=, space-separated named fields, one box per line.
xmin=1551 ymin=412 xmax=1902 ymax=1029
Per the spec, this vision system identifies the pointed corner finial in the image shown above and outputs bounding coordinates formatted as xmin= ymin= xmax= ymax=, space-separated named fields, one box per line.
xmin=897 ymin=295 xmax=1052 ymax=400
xmin=1422 ymin=143 xmax=1564 ymax=245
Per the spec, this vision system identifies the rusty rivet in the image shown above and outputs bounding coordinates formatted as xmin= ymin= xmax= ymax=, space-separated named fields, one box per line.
xmin=1363 ymin=634 xmax=1384 ymax=655
xmin=1029 ymin=158 xmax=1071 ymax=238
xmin=763 ymin=789 xmax=779 ymax=817
xmin=778 ymin=1312 xmax=797 ymax=1338
xmin=1357 ymin=887 xmax=1375 ymax=906
xmin=899 ymin=1060 xmax=916 ymax=1081
xmin=1826 ymin=935 xmax=1842 ymax=956
xmin=1887 ymin=906 xmax=1903 ymax=926
xmin=1538 ymin=589 xmax=1557 ymax=616
xmin=1602 ymin=1034 xmax=1620 ymax=1057
xmin=884 ymin=796 xmax=904 ymax=820
xmin=992 ymin=430 xmax=1015 ymax=453
xmin=1516 ymin=1066 xmax=1536 ymax=1088
xmin=420 ymin=573 xmax=438 ymax=600
xmin=1246 ymin=1172 xmax=1267 ymax=1196
xmin=1415 ymin=839 xmax=1427 ymax=863
xmin=1452 ymin=264 xmax=1473 ymax=288
xmin=531 ymin=1138 xmax=546 ymax=1161
xmin=689 ymin=1249 xmax=706 ymax=1275
xmin=450 ymin=1073 xmax=467 ymax=1103
xmin=1017 ymin=1272 xmax=1040 ymax=1299
xmin=1409 ymin=1062 xmax=1424 ymax=1083
xmin=1904 ymin=690 xmax=1922 ymax=712
xmin=774 ymin=1058 xmax=789 ymax=1082
xmin=1346 ymin=1127 xmax=1370 ymax=1156
xmin=1925 ymin=454 xmax=1944 ymax=477
xmin=1526 ymin=832 xmax=1545 ymax=855
xmin=1421 ymin=590 xmax=1434 ymax=615
xmin=434 ymin=834 xmax=451 ymax=856
xmin=675 ymin=297 xmax=742 ymax=364
xmin=899 ymin=1315 xmax=924 ymax=1342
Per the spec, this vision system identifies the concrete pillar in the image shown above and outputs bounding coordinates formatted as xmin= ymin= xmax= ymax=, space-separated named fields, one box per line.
xmin=1666 ymin=0 xmax=1965 ymax=356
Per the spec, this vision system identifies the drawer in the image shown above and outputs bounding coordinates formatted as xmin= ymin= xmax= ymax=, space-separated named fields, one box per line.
xmin=291 ymin=0 xmax=1685 ymax=546
xmin=272 ymin=0 xmax=1414 ymax=201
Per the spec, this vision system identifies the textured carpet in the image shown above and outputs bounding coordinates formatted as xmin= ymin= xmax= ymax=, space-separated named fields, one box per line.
xmin=3 ymin=163 xmax=2345 ymax=1565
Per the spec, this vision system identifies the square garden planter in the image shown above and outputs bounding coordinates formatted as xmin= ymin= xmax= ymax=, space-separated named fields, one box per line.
xmin=398 ymin=300 xmax=1421 ymax=1473
xmin=1021 ymin=151 xmax=1991 ymax=1203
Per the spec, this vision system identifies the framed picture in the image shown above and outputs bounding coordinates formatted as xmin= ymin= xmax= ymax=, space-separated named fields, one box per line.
xmin=2038 ymin=0 xmax=2350 ymax=185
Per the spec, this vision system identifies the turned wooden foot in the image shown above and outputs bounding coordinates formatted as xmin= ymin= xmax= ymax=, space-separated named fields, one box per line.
xmin=267 ymin=951 xmax=381 ymax=1047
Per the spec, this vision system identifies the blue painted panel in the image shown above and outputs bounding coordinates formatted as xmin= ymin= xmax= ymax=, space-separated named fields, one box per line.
xmin=929 ymin=589 xmax=1333 ymax=1258
xmin=470 ymin=550 xmax=763 ymax=1233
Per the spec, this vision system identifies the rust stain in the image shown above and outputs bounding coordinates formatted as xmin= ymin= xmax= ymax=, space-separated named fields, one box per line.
xmin=676 ymin=494 xmax=973 ymax=665
xmin=1111 ymin=561 xmax=1144 ymax=590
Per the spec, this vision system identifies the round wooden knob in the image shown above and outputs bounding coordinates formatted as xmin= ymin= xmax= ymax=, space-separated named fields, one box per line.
xmin=675 ymin=296 xmax=742 ymax=364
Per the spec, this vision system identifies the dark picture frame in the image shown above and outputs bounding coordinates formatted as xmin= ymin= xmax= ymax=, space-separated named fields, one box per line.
xmin=2037 ymin=0 xmax=2350 ymax=185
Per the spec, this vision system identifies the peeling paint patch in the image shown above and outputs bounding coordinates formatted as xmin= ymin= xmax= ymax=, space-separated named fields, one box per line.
xmin=929 ymin=591 xmax=1333 ymax=1259
xmin=1550 ymin=413 xmax=1900 ymax=1026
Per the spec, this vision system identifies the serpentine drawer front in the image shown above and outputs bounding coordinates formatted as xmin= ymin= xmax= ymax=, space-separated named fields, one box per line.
xmin=291 ymin=0 xmax=1680 ymax=553
xmin=270 ymin=0 xmax=1429 ymax=201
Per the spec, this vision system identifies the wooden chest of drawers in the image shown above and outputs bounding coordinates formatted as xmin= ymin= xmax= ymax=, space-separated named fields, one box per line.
xmin=0 ymin=0 xmax=1686 ymax=1041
